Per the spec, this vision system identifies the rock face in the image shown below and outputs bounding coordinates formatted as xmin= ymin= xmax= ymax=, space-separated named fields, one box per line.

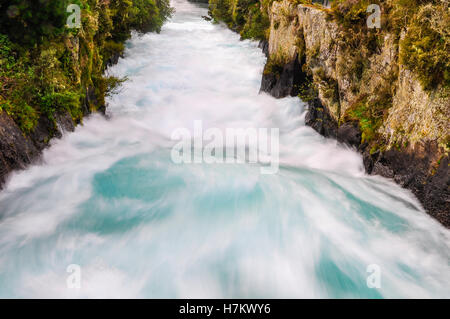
xmin=0 ymin=112 xmax=39 ymax=184
xmin=0 ymin=72 xmax=112 ymax=187
xmin=260 ymin=0 xmax=449 ymax=227
xmin=260 ymin=52 xmax=304 ymax=98
xmin=366 ymin=142 xmax=449 ymax=225
xmin=0 ymin=23 xmax=125 ymax=188
xmin=0 ymin=110 xmax=74 ymax=186
xmin=0 ymin=57 xmax=114 ymax=189
xmin=0 ymin=0 xmax=174 ymax=191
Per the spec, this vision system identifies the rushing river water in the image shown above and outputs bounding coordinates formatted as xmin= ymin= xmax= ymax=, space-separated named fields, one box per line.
xmin=0 ymin=1 xmax=449 ymax=298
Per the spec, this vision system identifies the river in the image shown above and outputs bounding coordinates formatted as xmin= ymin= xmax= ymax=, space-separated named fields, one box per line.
xmin=0 ymin=0 xmax=448 ymax=298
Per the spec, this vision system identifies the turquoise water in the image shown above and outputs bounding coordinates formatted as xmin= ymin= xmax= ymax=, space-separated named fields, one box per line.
xmin=0 ymin=1 xmax=449 ymax=298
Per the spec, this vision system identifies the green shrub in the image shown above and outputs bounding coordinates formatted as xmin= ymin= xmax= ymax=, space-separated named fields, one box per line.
xmin=0 ymin=0 xmax=84 ymax=46
xmin=102 ymin=40 xmax=125 ymax=67
xmin=209 ymin=0 xmax=272 ymax=40
xmin=0 ymin=0 xmax=173 ymax=137
xmin=40 ymin=91 xmax=82 ymax=120
xmin=209 ymin=0 xmax=234 ymax=25
xmin=241 ymin=4 xmax=270 ymax=40
xmin=330 ymin=0 xmax=374 ymax=29
xmin=0 ymin=99 xmax=38 ymax=134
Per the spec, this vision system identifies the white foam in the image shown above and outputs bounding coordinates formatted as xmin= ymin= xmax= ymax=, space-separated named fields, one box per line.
xmin=0 ymin=0 xmax=448 ymax=298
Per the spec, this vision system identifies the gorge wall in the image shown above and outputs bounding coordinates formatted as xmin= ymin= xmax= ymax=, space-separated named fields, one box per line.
xmin=209 ymin=0 xmax=449 ymax=226
xmin=0 ymin=0 xmax=173 ymax=188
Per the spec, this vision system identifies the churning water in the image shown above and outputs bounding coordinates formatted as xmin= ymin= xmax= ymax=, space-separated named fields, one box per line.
xmin=0 ymin=1 xmax=449 ymax=298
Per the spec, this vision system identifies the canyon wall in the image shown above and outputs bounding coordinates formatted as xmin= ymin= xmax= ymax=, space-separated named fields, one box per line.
xmin=0 ymin=0 xmax=173 ymax=188
xmin=264 ymin=1 xmax=449 ymax=226
xmin=210 ymin=0 xmax=449 ymax=226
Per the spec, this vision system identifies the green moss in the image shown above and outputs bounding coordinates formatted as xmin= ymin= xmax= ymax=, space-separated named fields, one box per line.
xmin=209 ymin=0 xmax=273 ymax=40
xmin=291 ymin=0 xmax=312 ymax=4
xmin=344 ymin=84 xmax=394 ymax=144
xmin=346 ymin=97 xmax=379 ymax=143
xmin=263 ymin=57 xmax=285 ymax=77
xmin=329 ymin=1 xmax=385 ymax=86
xmin=330 ymin=0 xmax=449 ymax=91
xmin=322 ymin=78 xmax=339 ymax=105
xmin=312 ymin=67 xmax=341 ymax=118
xmin=240 ymin=4 xmax=270 ymax=40
xmin=209 ymin=0 xmax=234 ymax=26
xmin=297 ymin=77 xmax=318 ymax=102
xmin=278 ymin=4 xmax=297 ymax=26
xmin=330 ymin=0 xmax=375 ymax=29
xmin=309 ymin=43 xmax=321 ymax=59
xmin=263 ymin=51 xmax=289 ymax=78
xmin=40 ymin=91 xmax=83 ymax=122
xmin=102 ymin=41 xmax=125 ymax=65
xmin=399 ymin=3 xmax=449 ymax=91
xmin=0 ymin=99 xmax=38 ymax=134
xmin=0 ymin=0 xmax=173 ymax=137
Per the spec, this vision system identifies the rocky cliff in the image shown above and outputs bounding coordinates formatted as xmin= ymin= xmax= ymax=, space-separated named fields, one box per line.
xmin=0 ymin=0 xmax=173 ymax=188
xmin=211 ymin=0 xmax=449 ymax=227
